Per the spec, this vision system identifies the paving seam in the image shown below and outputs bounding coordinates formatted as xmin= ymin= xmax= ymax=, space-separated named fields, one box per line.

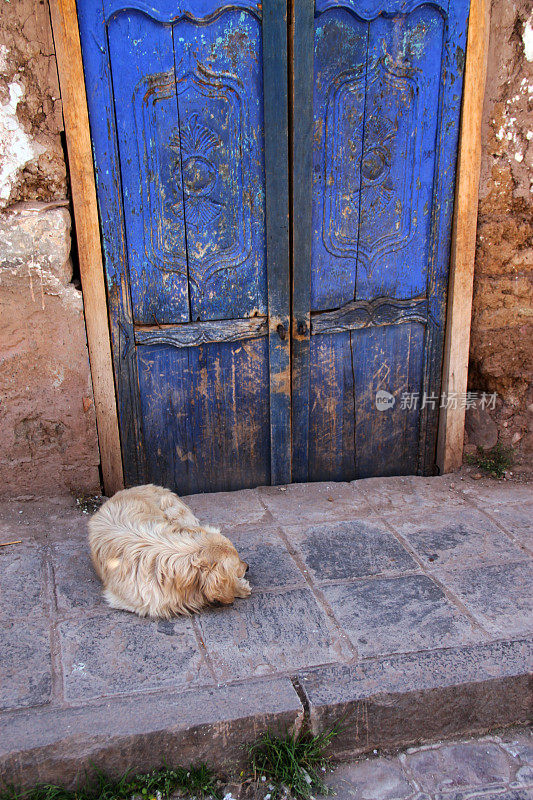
xmin=271 ymin=526 xmax=359 ymax=663
xmin=361 ymin=498 xmax=491 ymax=636
xmin=190 ymin=615 xmax=219 ymax=684
xmin=43 ymin=545 xmax=67 ymax=706
xmin=290 ymin=675 xmax=311 ymax=726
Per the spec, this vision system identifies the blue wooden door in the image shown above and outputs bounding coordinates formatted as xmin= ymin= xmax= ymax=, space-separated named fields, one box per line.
xmin=77 ymin=0 xmax=291 ymax=492
xmin=292 ymin=0 xmax=470 ymax=480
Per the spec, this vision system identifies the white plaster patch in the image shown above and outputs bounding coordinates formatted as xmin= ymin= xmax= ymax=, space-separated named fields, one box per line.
xmin=0 ymin=80 xmax=45 ymax=208
xmin=0 ymin=44 xmax=9 ymax=74
xmin=524 ymin=11 xmax=533 ymax=62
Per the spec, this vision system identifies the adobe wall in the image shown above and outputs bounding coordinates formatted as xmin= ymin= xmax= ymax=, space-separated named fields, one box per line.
xmin=467 ymin=0 xmax=533 ymax=464
xmin=0 ymin=0 xmax=100 ymax=496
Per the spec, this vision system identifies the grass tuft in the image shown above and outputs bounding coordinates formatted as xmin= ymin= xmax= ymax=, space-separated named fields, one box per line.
xmin=248 ymin=728 xmax=337 ymax=799
xmin=466 ymin=442 xmax=513 ymax=479
xmin=1 ymin=727 xmax=340 ymax=800
xmin=0 ymin=764 xmax=219 ymax=800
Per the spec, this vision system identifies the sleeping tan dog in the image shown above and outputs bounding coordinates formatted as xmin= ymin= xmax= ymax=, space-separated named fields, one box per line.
xmin=88 ymin=484 xmax=251 ymax=618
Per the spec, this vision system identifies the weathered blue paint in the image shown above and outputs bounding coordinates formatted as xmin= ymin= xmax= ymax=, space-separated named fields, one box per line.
xmin=78 ymin=0 xmax=470 ymax=490
xmin=293 ymin=0 xmax=470 ymax=479
xmin=77 ymin=0 xmax=290 ymax=492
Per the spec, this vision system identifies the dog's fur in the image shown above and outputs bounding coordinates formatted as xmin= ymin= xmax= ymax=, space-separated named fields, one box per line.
xmin=88 ymin=484 xmax=251 ymax=618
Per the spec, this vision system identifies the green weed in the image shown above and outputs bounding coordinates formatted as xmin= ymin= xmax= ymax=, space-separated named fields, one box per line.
xmin=248 ymin=728 xmax=338 ymax=799
xmin=0 ymin=764 xmax=219 ymax=800
xmin=466 ymin=442 xmax=513 ymax=479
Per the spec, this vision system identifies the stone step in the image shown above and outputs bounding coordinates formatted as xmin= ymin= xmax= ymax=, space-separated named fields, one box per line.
xmin=2 ymin=638 xmax=531 ymax=788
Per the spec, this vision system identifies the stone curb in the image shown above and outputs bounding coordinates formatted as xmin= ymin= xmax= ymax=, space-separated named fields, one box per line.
xmin=0 ymin=678 xmax=304 ymax=788
xmin=297 ymin=639 xmax=533 ymax=758
xmin=1 ymin=640 xmax=531 ymax=789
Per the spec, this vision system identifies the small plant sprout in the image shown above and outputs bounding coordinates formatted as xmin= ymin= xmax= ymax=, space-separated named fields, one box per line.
xmin=466 ymin=442 xmax=514 ymax=479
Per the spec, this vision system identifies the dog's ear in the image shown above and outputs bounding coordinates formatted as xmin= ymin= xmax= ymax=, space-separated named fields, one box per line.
xmin=193 ymin=546 xmax=235 ymax=605
xmin=201 ymin=559 xmax=236 ymax=606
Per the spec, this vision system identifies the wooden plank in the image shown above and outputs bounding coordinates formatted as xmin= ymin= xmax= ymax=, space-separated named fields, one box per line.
xmin=355 ymin=7 xmax=444 ymax=303
xmin=311 ymin=297 xmax=428 ymax=336
xmin=290 ymin=0 xmax=313 ymax=482
xmin=137 ymin=339 xmax=270 ymax=494
xmin=106 ymin=10 xmax=189 ymax=325
xmin=308 ymin=333 xmax=355 ymax=482
xmin=310 ymin=7 xmax=368 ymax=310
xmin=263 ymin=0 xmax=292 ymax=485
xmin=76 ymin=0 xmax=148 ymax=487
xmin=418 ymin=0 xmax=471 ymax=475
xmin=49 ymin=0 xmax=124 ymax=495
xmin=170 ymin=9 xmax=268 ymax=324
xmin=352 ymin=323 xmax=424 ymax=478
xmin=135 ymin=317 xmax=268 ymax=348
xmin=437 ymin=0 xmax=490 ymax=473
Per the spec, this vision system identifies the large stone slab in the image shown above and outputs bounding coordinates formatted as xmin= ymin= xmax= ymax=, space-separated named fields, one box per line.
xmin=321 ymin=574 xmax=483 ymax=657
xmin=0 ymin=539 xmax=48 ymax=620
xmin=182 ymin=488 xmax=269 ymax=527
xmin=488 ymin=503 xmax=533 ymax=552
xmin=297 ymin=639 xmax=533 ymax=758
xmin=0 ymin=496 xmax=86 ymax=542
xmin=443 ymin=791 xmax=533 ymax=799
xmin=402 ymin=741 xmax=514 ymax=795
xmin=456 ymin=481 xmax=533 ymax=508
xmin=324 ymin=757 xmax=419 ymax=800
xmin=0 ymin=678 xmax=303 ymax=788
xmin=386 ymin=507 xmax=527 ymax=570
xmin=229 ymin=526 xmax=305 ymax=590
xmin=58 ymin=612 xmax=211 ymax=701
xmin=0 ymin=617 xmax=52 ymax=711
xmin=196 ymin=587 xmax=350 ymax=682
xmin=355 ymin=475 xmax=467 ymax=514
xmin=436 ymin=561 xmax=533 ymax=637
xmin=282 ymin=519 xmax=417 ymax=582
xmin=51 ymin=538 xmax=105 ymax=613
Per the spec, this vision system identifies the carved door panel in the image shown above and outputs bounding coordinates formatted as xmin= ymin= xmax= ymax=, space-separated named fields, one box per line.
xmin=78 ymin=0 xmax=290 ymax=492
xmin=292 ymin=0 xmax=471 ymax=480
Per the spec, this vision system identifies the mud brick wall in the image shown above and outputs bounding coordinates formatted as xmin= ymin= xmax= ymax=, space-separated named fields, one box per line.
xmin=0 ymin=1 xmax=100 ymax=495
xmin=467 ymin=0 xmax=533 ymax=460
xmin=0 ymin=205 xmax=101 ymax=495
xmin=0 ymin=0 xmax=531 ymax=494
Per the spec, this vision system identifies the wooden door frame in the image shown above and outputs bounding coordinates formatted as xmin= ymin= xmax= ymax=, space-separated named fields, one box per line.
xmin=49 ymin=0 xmax=490 ymax=493
xmin=49 ymin=0 xmax=124 ymax=495
xmin=436 ymin=0 xmax=491 ymax=473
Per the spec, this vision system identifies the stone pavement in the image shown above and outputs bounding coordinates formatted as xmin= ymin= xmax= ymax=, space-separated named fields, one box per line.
xmin=322 ymin=727 xmax=533 ymax=800
xmin=0 ymin=475 xmax=532 ymax=787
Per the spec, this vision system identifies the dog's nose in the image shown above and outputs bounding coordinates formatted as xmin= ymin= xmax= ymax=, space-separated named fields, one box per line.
xmin=245 ymin=562 xmax=249 ymax=574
